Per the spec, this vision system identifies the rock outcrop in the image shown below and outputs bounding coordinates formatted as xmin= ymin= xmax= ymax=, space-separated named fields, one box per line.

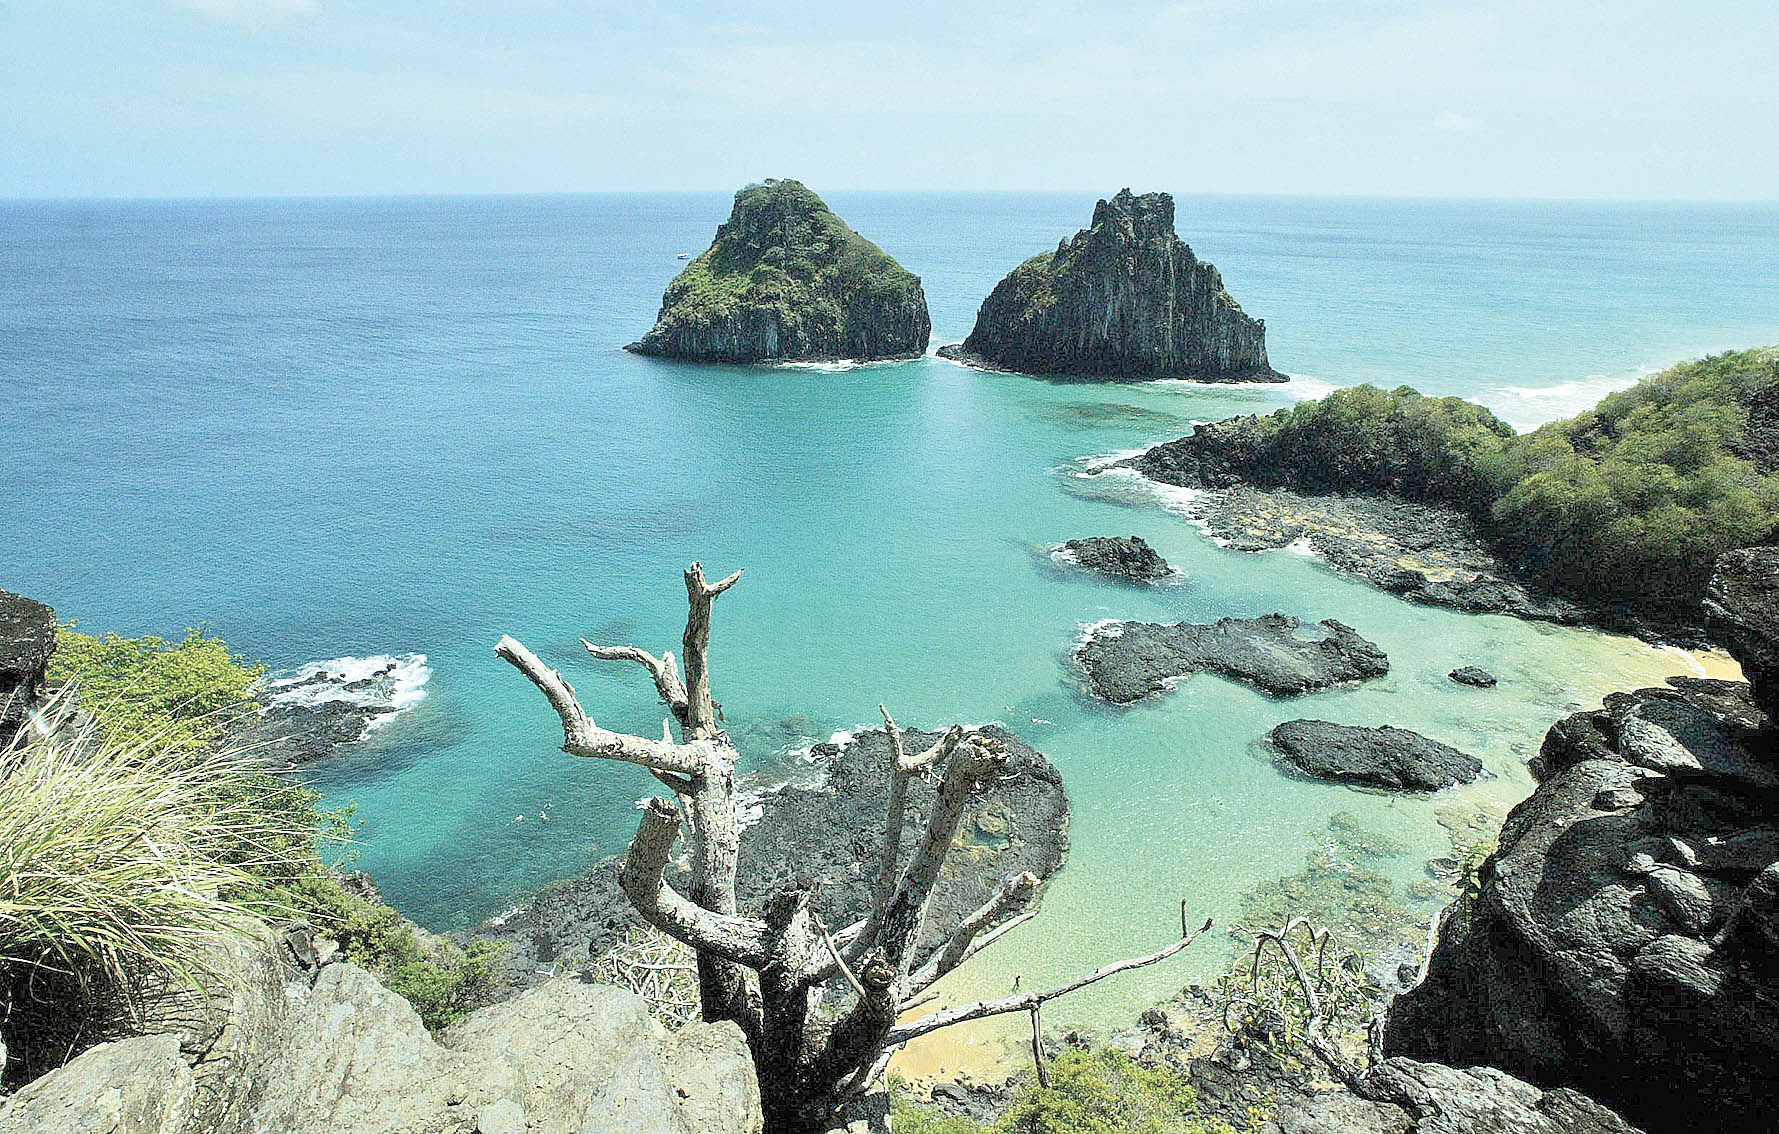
xmin=1268 ymin=720 xmax=1483 ymax=792
xmin=0 ymin=590 xmax=56 ymax=746
xmin=466 ymin=725 xmax=1068 ymax=994
xmin=1448 ymin=666 xmax=1497 ymax=688
xmin=1383 ymin=550 xmax=1779 ymax=1134
xmin=1076 ymin=613 xmax=1388 ymax=704
xmin=938 ymin=190 xmax=1282 ymax=383
xmin=627 ymin=179 xmax=930 ymax=363
xmin=0 ymin=939 xmax=763 ymax=1134
xmin=1054 ymin=536 xmax=1176 ymax=582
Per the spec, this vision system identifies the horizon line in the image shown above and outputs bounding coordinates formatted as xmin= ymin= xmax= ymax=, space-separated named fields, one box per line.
xmin=4 ymin=188 xmax=1778 ymax=208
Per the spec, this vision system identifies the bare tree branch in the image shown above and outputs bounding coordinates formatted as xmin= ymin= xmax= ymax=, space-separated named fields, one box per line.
xmin=682 ymin=563 xmax=741 ymax=739
xmin=878 ymin=737 xmax=1006 ymax=976
xmin=582 ymin=640 xmax=689 ymax=723
xmin=494 ymin=635 xmax=706 ymax=776
xmin=885 ymin=916 xmax=1213 ymax=1045
xmin=619 ymin=798 xmax=773 ymax=967
xmin=906 ymin=871 xmax=1040 ymax=994
xmin=845 ymin=713 xmax=967 ymax=966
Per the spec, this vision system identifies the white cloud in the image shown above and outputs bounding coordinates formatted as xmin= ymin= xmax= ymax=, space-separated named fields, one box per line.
xmin=170 ymin=0 xmax=318 ymax=27
xmin=1432 ymin=111 xmax=1486 ymax=134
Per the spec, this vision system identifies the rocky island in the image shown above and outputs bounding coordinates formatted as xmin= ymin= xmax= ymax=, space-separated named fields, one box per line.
xmin=1268 ymin=719 xmax=1485 ymax=792
xmin=627 ymin=179 xmax=930 ymax=363
xmin=1076 ymin=613 xmax=1389 ymax=704
xmin=939 ymin=189 xmax=1283 ymax=383
xmin=1054 ymin=535 xmax=1176 ymax=582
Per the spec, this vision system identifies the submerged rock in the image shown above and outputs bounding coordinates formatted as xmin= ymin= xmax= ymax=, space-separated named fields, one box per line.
xmin=1268 ymin=720 xmax=1484 ymax=792
xmin=939 ymin=189 xmax=1282 ymax=382
xmin=1055 ymin=536 xmax=1176 ymax=582
xmin=627 ymin=179 xmax=929 ymax=363
xmin=0 ymin=590 xmax=56 ymax=746
xmin=1076 ymin=613 xmax=1388 ymax=704
xmin=1385 ymin=555 xmax=1779 ymax=1134
xmin=1449 ymin=665 xmax=1498 ymax=688
xmin=464 ymin=724 xmax=1068 ymax=995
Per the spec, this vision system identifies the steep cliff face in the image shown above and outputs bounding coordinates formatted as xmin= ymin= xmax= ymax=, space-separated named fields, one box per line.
xmin=940 ymin=190 xmax=1283 ymax=382
xmin=1384 ymin=547 xmax=1779 ymax=1134
xmin=628 ymin=179 xmax=930 ymax=363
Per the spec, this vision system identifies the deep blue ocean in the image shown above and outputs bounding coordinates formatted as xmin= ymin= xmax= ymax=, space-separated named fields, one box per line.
xmin=3 ymin=193 xmax=1776 ymax=1057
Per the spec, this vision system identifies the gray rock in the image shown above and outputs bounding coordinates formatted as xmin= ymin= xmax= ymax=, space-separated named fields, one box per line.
xmin=0 ymin=1034 xmax=195 ymax=1134
xmin=1076 ymin=613 xmax=1388 ymax=704
xmin=1055 ymin=536 xmax=1175 ymax=582
xmin=1448 ymin=666 xmax=1497 ymax=688
xmin=939 ymin=190 xmax=1283 ymax=383
xmin=1385 ymin=660 xmax=1779 ymax=1133
xmin=0 ymin=590 xmax=56 ymax=746
xmin=1268 ymin=720 xmax=1484 ymax=792
xmin=1704 ymin=545 xmax=1779 ymax=718
xmin=476 ymin=1098 xmax=526 ymax=1134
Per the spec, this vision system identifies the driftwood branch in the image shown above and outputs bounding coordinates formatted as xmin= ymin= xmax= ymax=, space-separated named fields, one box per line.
xmin=619 ymin=798 xmax=773 ymax=967
xmin=494 ymin=636 xmax=707 ymax=776
xmin=885 ymin=915 xmax=1213 ymax=1045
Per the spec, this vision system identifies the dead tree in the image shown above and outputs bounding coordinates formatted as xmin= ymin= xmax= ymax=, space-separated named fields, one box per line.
xmin=497 ymin=564 xmax=1210 ymax=1133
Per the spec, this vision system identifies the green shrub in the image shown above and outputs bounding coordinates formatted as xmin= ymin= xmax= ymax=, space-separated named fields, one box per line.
xmin=891 ymin=1049 xmax=1248 ymax=1134
xmin=44 ymin=624 xmax=502 ymax=1032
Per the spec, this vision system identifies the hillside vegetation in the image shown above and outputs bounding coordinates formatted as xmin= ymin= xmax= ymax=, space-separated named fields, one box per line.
xmin=2 ymin=629 xmax=499 ymax=1084
xmin=1138 ymin=347 xmax=1779 ymax=629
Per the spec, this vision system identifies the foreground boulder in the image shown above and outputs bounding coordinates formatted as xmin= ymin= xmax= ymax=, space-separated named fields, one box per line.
xmin=0 ymin=590 xmax=56 ymax=746
xmin=1076 ymin=613 xmax=1388 ymax=704
xmin=939 ymin=190 xmax=1282 ymax=382
xmin=0 ymin=948 xmax=761 ymax=1134
xmin=1268 ymin=720 xmax=1483 ymax=791
xmin=1384 ymin=554 xmax=1779 ymax=1134
xmin=465 ymin=725 xmax=1068 ymax=993
xmin=1055 ymin=536 xmax=1176 ymax=582
xmin=627 ymin=179 xmax=930 ymax=363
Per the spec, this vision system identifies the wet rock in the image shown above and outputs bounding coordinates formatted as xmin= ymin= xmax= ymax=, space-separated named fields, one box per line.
xmin=1268 ymin=720 xmax=1483 ymax=792
xmin=1055 ymin=536 xmax=1176 ymax=582
xmin=0 ymin=590 xmax=56 ymax=746
xmin=939 ymin=189 xmax=1282 ymax=383
xmin=1076 ymin=613 xmax=1388 ymax=704
xmin=1448 ymin=666 xmax=1497 ymax=688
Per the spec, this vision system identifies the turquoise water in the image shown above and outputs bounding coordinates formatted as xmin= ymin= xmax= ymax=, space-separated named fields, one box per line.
xmin=3 ymin=194 xmax=1776 ymax=1062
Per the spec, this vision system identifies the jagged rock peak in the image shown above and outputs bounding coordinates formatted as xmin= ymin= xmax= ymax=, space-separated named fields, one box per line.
xmin=939 ymin=188 xmax=1284 ymax=383
xmin=627 ymin=179 xmax=930 ymax=364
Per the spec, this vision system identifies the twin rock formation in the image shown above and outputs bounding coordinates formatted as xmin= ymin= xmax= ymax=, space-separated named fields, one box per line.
xmin=630 ymin=182 xmax=1280 ymax=381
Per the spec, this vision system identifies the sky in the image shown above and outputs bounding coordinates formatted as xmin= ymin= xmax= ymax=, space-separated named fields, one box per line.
xmin=3 ymin=0 xmax=1777 ymax=199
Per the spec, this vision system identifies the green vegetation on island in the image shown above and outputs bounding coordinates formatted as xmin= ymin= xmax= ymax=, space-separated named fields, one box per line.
xmin=628 ymin=178 xmax=931 ymax=363
xmin=1136 ymin=347 xmax=1779 ymax=631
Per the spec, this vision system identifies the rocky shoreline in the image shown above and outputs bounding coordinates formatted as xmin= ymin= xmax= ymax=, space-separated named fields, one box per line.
xmin=462 ymin=724 xmax=1069 ymax=996
xmin=1383 ymin=547 xmax=1779 ymax=1134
